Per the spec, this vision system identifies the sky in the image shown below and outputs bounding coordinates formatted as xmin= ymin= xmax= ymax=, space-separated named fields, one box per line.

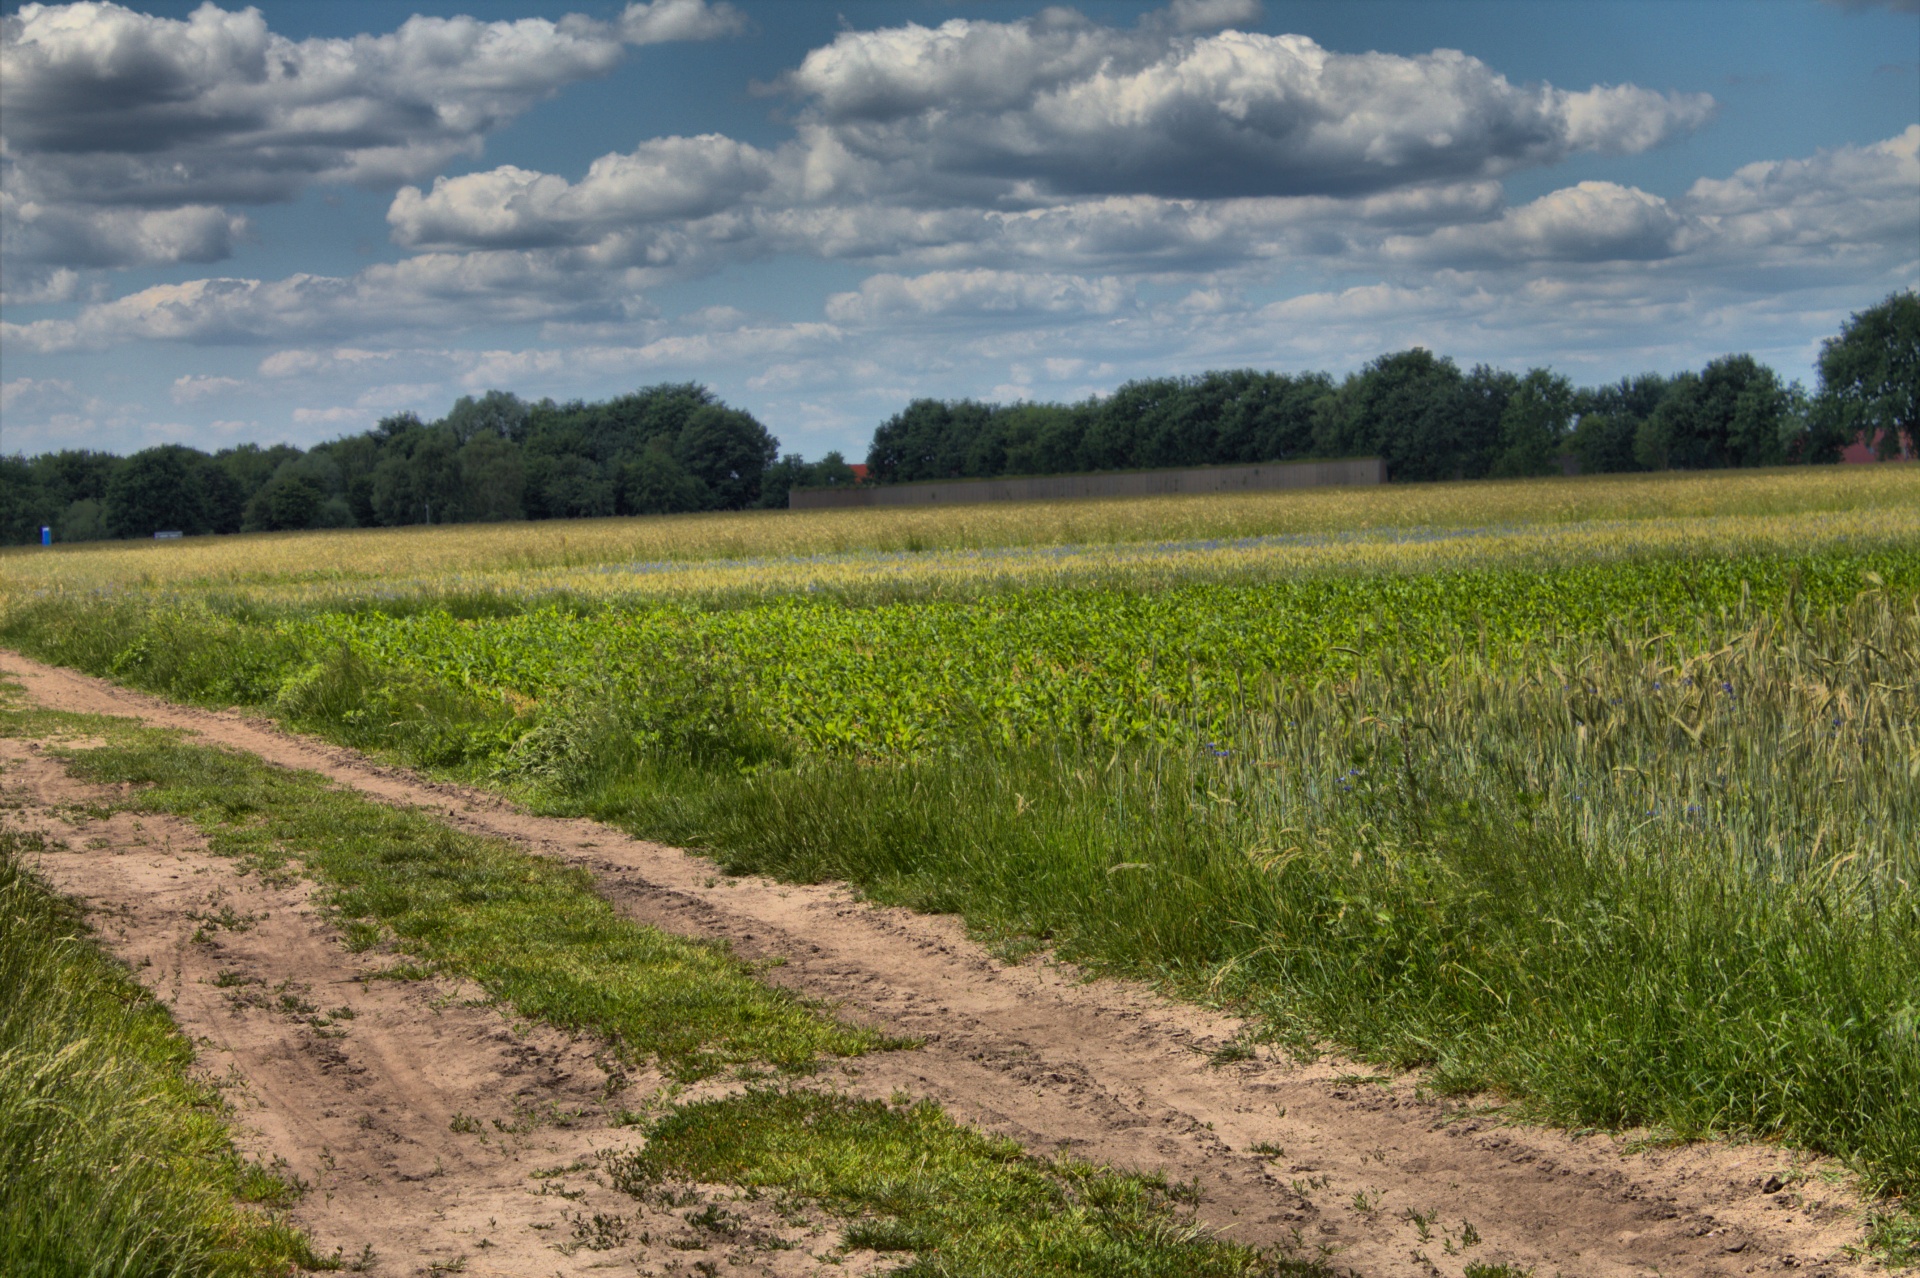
xmin=1 ymin=0 xmax=1915 ymax=461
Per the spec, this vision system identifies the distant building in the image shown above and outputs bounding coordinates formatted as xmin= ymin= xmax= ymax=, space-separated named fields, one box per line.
xmin=849 ymin=463 xmax=870 ymax=483
xmin=1842 ymin=429 xmax=1915 ymax=463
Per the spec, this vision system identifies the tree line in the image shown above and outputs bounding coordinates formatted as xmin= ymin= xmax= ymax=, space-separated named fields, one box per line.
xmin=1 ymin=383 xmax=862 ymax=545
xmin=865 ymin=291 xmax=1915 ymax=485
xmin=2 ymin=292 xmax=1910 ymax=545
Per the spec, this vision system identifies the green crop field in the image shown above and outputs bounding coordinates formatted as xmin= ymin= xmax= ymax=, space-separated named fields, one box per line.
xmin=6 ymin=465 xmax=1919 ymax=1239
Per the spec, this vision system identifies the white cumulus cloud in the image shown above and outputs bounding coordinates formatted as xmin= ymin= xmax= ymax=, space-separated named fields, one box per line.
xmin=784 ymin=18 xmax=1713 ymax=200
xmin=0 ymin=1 xmax=743 ymax=269
xmin=388 ymin=136 xmax=777 ymax=249
xmin=825 ymin=270 xmax=1134 ymax=322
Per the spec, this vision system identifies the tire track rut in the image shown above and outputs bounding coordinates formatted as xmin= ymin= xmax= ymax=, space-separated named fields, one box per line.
xmin=0 ymin=650 xmax=1875 ymax=1276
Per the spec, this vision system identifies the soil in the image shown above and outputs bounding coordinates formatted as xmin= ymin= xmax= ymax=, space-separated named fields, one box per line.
xmin=0 ymin=649 xmax=1889 ymax=1277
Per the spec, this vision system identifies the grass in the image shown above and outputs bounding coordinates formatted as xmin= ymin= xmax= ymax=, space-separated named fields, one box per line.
xmin=0 ymin=709 xmax=1305 ymax=1275
xmin=41 ymin=730 xmax=887 ymax=1081
xmin=2 ymin=465 xmax=1912 ymax=604
xmin=0 ymin=821 xmax=319 ymax=1277
xmin=4 ymin=466 xmax=1917 ymax=1253
xmin=574 ymin=593 xmax=1920 ymax=1196
xmin=611 ymin=1088 xmax=1311 ymax=1276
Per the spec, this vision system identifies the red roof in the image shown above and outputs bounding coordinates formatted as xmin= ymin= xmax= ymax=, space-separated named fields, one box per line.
xmin=1843 ymin=429 xmax=1914 ymax=463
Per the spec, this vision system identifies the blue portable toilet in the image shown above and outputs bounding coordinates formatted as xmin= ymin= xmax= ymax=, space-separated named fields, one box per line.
xmin=41 ymin=526 xmax=51 ymax=546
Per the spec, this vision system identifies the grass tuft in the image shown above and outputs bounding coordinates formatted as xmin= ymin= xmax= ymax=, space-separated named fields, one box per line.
xmin=611 ymin=1088 xmax=1313 ymax=1276
xmin=53 ymin=734 xmax=889 ymax=1081
xmin=0 ymin=822 xmax=320 ymax=1276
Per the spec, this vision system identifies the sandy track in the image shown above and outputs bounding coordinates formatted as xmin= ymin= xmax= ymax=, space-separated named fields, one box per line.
xmin=1 ymin=739 xmax=886 ymax=1277
xmin=0 ymin=650 xmax=1877 ymax=1277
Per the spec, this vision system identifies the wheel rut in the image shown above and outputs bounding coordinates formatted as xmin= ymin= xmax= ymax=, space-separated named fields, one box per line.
xmin=0 ymin=650 xmax=1876 ymax=1277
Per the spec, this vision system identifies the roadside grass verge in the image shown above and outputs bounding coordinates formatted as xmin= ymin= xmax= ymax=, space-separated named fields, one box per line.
xmin=612 ymin=1089 xmax=1307 ymax=1277
xmin=1 ymin=707 xmax=1299 ymax=1274
xmin=0 ymin=822 xmax=319 ymax=1277
xmin=46 ymin=732 xmax=886 ymax=1081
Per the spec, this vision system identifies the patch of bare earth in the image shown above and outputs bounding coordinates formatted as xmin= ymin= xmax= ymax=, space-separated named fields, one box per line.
xmin=0 ymin=739 xmax=892 ymax=1277
xmin=0 ymin=651 xmax=1887 ymax=1277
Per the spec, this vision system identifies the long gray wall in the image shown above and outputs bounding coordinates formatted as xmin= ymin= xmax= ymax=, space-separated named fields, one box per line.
xmin=790 ymin=457 xmax=1386 ymax=510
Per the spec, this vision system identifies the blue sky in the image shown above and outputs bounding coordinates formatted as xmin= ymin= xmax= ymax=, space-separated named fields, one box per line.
xmin=2 ymin=0 xmax=1914 ymax=460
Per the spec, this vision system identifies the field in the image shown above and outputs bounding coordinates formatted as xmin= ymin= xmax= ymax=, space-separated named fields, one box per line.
xmin=4 ymin=464 xmax=1918 ymax=1272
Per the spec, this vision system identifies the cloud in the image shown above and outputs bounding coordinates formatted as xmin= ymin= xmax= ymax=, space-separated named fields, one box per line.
xmin=1163 ymin=0 xmax=1265 ymax=34
xmin=621 ymin=0 xmax=745 ymax=44
xmin=1387 ymin=182 xmax=1693 ymax=264
xmin=170 ymin=374 xmax=244 ymax=404
xmin=1380 ymin=127 xmax=1919 ymax=271
xmin=1 ymin=249 xmax=652 ymax=353
xmin=825 ymin=270 xmax=1133 ymax=322
xmin=0 ymin=265 xmax=79 ymax=305
xmin=1 ymin=376 xmax=84 ymax=416
xmin=377 ymin=9 xmax=1713 ymax=275
xmin=1683 ymin=124 xmax=1919 ymax=251
xmin=388 ymin=136 xmax=777 ymax=248
xmin=784 ymin=19 xmax=1713 ymax=200
xmin=1 ymin=193 xmax=246 ymax=268
xmin=0 ymin=1 xmax=743 ymax=268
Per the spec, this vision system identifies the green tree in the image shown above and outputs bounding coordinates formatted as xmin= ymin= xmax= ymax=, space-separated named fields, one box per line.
xmin=1636 ymin=356 xmax=1785 ymax=470
xmin=29 ymin=450 xmax=119 ymax=510
xmin=256 ymin=475 xmax=325 ymax=531
xmin=371 ymin=425 xmax=462 ymax=525
xmin=57 ymin=498 xmax=109 ymax=542
xmin=996 ymin=403 xmax=1089 ymax=476
xmin=0 ymin=456 xmax=53 ymax=545
xmin=441 ymin=390 xmax=531 ymax=444
xmin=105 ymin=445 xmax=212 ymax=538
xmin=621 ymin=443 xmax=709 ymax=514
xmin=868 ymin=399 xmax=973 ymax=482
xmin=215 ymin=443 xmax=302 ymax=509
xmin=1815 ymin=291 xmax=1919 ymax=461
xmin=457 ymin=432 xmax=526 ymax=522
xmin=673 ymin=404 xmax=778 ymax=508
xmin=1489 ymin=369 xmax=1574 ymax=478
xmin=529 ymin=454 xmax=615 ymax=519
xmin=1569 ymin=374 xmax=1668 ymax=474
xmin=1320 ymin=349 xmax=1490 ymax=482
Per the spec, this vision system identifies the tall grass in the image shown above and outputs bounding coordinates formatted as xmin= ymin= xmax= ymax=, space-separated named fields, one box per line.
xmin=0 ymin=825 xmax=315 ymax=1277
xmin=3 ymin=466 xmax=1912 ymax=601
xmin=578 ymin=593 xmax=1920 ymax=1194
xmin=4 ymin=517 xmax=1915 ymax=1199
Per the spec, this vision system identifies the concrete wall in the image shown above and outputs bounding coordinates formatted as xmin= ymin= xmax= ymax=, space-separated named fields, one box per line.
xmin=790 ymin=457 xmax=1386 ymax=510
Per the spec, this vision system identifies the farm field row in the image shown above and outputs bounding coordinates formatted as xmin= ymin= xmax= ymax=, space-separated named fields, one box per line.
xmin=7 ymin=464 xmax=1911 ymax=599
xmin=3 ymin=467 xmax=1917 ymax=1259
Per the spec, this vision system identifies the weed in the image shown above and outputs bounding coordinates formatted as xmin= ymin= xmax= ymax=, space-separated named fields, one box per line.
xmin=612 ymin=1088 xmax=1276 ymax=1276
xmin=566 ymin=1211 xmax=631 ymax=1252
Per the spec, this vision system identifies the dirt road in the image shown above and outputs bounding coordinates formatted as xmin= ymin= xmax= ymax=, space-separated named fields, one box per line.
xmin=0 ymin=650 xmax=1877 ymax=1276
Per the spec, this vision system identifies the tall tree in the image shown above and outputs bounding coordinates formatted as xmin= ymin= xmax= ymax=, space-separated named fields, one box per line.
xmin=1637 ymin=356 xmax=1785 ymax=470
xmin=1816 ymin=291 xmax=1919 ymax=461
xmin=1490 ymin=369 xmax=1574 ymax=477
xmin=1569 ymin=374 xmax=1668 ymax=474
xmin=1321 ymin=349 xmax=1473 ymax=482
xmin=105 ymin=445 xmax=212 ymax=537
xmin=674 ymin=404 xmax=778 ymax=509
